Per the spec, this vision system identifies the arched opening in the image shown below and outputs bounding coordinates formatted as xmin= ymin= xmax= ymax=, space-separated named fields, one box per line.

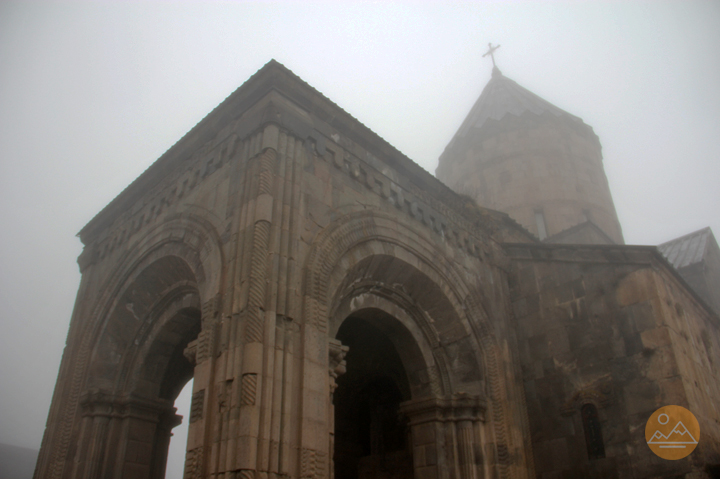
xmin=135 ymin=305 xmax=201 ymax=401
xmin=311 ymin=235 xmax=496 ymax=479
xmin=138 ymin=305 xmax=201 ymax=479
xmin=79 ymin=255 xmax=206 ymax=479
xmin=333 ymin=311 xmax=414 ymax=479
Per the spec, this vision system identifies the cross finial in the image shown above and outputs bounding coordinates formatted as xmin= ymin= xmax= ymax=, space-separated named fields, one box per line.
xmin=482 ymin=42 xmax=501 ymax=68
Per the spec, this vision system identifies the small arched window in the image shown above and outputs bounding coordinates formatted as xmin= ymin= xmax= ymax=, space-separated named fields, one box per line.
xmin=581 ymin=403 xmax=605 ymax=460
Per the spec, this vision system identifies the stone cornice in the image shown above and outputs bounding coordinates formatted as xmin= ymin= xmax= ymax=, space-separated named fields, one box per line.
xmin=78 ymin=59 xmax=529 ymax=250
xmin=399 ymin=394 xmax=487 ymax=425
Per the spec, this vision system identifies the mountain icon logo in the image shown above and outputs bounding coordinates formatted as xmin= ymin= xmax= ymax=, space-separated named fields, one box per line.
xmin=646 ymin=405 xmax=700 ymax=460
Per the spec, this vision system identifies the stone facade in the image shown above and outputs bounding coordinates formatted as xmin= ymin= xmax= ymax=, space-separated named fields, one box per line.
xmin=505 ymin=244 xmax=720 ymax=478
xmin=35 ymin=61 xmax=719 ymax=479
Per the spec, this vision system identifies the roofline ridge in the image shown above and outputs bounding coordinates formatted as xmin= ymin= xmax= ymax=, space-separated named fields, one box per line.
xmin=658 ymin=226 xmax=713 ymax=247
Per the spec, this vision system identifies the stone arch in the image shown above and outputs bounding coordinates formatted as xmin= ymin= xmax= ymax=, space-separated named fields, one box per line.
xmin=331 ymin=290 xmax=445 ymax=398
xmin=128 ymin=292 xmax=202 ymax=401
xmin=86 ymin=255 xmax=200 ymax=394
xmin=83 ymin=213 xmax=224 ymax=393
xmin=302 ymin=210 xmax=518 ymax=478
xmin=304 ymin=211 xmax=488 ymax=392
xmin=45 ymin=214 xmax=225 ymax=479
xmin=331 ymin=305 xmax=417 ymax=479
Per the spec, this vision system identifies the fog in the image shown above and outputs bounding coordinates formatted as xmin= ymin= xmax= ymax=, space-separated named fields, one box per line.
xmin=0 ymin=2 xmax=718 ymax=478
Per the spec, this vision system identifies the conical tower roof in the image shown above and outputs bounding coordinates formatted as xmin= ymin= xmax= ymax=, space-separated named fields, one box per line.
xmin=447 ymin=67 xmax=593 ymax=150
xmin=437 ymin=66 xmax=623 ymax=245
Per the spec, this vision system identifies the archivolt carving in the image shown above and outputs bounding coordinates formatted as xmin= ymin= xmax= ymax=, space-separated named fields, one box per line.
xmin=119 ymin=286 xmax=201 ymax=395
xmin=464 ymin=291 xmax=513 ymax=477
xmin=306 ymin=212 xmax=481 ymax=338
xmin=303 ymin=210 xmax=473 ymax=332
xmin=331 ymin=287 xmax=447 ymax=397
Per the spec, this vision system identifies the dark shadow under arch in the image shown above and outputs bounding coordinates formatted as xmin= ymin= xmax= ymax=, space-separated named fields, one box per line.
xmin=141 ymin=305 xmax=201 ymax=401
xmin=329 ymin=253 xmax=486 ymax=397
xmin=334 ymin=313 xmax=414 ymax=479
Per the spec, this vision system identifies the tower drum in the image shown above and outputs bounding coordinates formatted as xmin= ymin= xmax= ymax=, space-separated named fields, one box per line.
xmin=436 ymin=67 xmax=624 ymax=244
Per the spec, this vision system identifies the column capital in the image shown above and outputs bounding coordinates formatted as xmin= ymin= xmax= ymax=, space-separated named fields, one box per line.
xmin=79 ymin=389 xmax=176 ymax=422
xmin=328 ymin=338 xmax=349 ymax=393
xmin=399 ymin=393 xmax=486 ymax=425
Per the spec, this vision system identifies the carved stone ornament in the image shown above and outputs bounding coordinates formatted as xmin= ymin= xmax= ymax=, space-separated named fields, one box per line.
xmin=560 ymin=376 xmax=613 ymax=416
xmin=399 ymin=393 xmax=487 ymax=425
xmin=328 ymin=338 xmax=349 ymax=393
xmin=79 ymin=389 xmax=177 ymax=421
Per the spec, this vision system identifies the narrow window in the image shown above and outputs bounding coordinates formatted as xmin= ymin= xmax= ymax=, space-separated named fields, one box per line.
xmin=581 ymin=403 xmax=605 ymax=459
xmin=534 ymin=210 xmax=548 ymax=240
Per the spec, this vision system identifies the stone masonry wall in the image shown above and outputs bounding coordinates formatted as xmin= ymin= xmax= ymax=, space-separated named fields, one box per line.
xmin=437 ymin=113 xmax=624 ymax=244
xmin=504 ymin=244 xmax=720 ymax=479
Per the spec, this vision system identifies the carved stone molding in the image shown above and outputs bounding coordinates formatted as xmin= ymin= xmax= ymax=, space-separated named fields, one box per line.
xmin=82 ymin=132 xmax=239 ymax=262
xmin=328 ymin=338 xmax=349 ymax=394
xmin=184 ymin=446 xmax=204 ymax=479
xmin=560 ymin=376 xmax=613 ymax=416
xmin=399 ymin=393 xmax=487 ymax=425
xmin=300 ymin=447 xmax=327 ymax=479
xmin=202 ymin=294 xmax=222 ymax=326
xmin=189 ymin=390 xmax=205 ymax=423
xmin=79 ymin=389 xmax=177 ymax=423
xmin=183 ymin=339 xmax=198 ymax=366
xmin=317 ymin=143 xmax=494 ymax=262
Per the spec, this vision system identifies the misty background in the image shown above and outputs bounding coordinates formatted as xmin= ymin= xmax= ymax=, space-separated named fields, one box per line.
xmin=1 ymin=2 xmax=718 ymax=478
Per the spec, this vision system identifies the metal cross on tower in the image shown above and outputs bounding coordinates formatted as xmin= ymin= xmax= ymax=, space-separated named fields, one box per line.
xmin=482 ymin=42 xmax=501 ymax=68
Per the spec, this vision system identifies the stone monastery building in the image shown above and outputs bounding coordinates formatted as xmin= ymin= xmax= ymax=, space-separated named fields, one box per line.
xmin=36 ymin=60 xmax=720 ymax=479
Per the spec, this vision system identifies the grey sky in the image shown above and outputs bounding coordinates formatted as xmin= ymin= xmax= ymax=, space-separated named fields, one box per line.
xmin=0 ymin=1 xmax=718 ymax=476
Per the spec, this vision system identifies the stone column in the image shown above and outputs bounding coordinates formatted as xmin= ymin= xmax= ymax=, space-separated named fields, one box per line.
xmin=150 ymin=409 xmax=183 ymax=479
xmin=400 ymin=394 xmax=486 ymax=479
xmin=452 ymin=396 xmax=484 ymax=479
xmin=72 ymin=390 xmax=179 ymax=479
xmin=182 ymin=296 xmax=221 ymax=479
xmin=234 ymin=124 xmax=281 ymax=479
xmin=74 ymin=390 xmax=115 ymax=479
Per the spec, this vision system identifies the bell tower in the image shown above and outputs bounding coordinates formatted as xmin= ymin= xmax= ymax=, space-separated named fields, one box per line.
xmin=436 ymin=61 xmax=624 ymax=244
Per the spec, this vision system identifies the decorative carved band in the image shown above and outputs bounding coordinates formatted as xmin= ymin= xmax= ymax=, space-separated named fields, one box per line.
xmin=79 ymin=389 xmax=176 ymax=422
xmin=241 ymin=373 xmax=258 ymax=406
xmin=245 ymin=146 xmax=277 ymax=344
xmin=320 ymin=144 xmax=492 ymax=261
xmin=189 ymin=390 xmax=205 ymax=423
xmin=399 ymin=394 xmax=486 ymax=426
xmin=88 ymin=133 xmax=238 ymax=264
xmin=246 ymin=219 xmax=270 ymax=343
xmin=300 ymin=447 xmax=327 ymax=479
xmin=184 ymin=446 xmax=204 ymax=479
xmin=196 ymin=329 xmax=213 ymax=364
